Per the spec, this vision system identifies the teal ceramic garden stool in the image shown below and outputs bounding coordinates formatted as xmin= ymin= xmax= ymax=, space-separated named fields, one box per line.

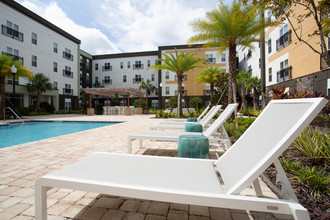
xmin=177 ymin=135 xmax=209 ymax=158
xmin=187 ymin=117 xmax=197 ymax=122
xmin=185 ymin=123 xmax=203 ymax=132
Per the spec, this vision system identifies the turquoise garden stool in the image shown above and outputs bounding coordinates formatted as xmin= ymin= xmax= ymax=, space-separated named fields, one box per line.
xmin=177 ymin=135 xmax=209 ymax=158
xmin=185 ymin=123 xmax=203 ymax=132
xmin=187 ymin=117 xmax=197 ymax=122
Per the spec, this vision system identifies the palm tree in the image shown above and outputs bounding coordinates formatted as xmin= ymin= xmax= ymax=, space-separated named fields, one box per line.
xmin=139 ymin=79 xmax=155 ymax=107
xmin=188 ymin=1 xmax=276 ymax=103
xmin=150 ymin=48 xmax=206 ymax=117
xmin=27 ymin=73 xmax=53 ymax=112
xmin=0 ymin=54 xmax=33 ymax=119
xmin=236 ymin=71 xmax=252 ymax=110
xmin=196 ymin=66 xmax=225 ymax=104
xmin=248 ymin=76 xmax=261 ymax=110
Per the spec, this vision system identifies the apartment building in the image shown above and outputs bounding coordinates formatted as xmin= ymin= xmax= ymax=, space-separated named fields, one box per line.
xmin=0 ymin=0 xmax=80 ymax=111
xmin=238 ymin=5 xmax=330 ymax=98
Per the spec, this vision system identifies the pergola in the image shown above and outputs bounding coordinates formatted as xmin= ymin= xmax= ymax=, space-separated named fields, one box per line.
xmin=83 ymin=87 xmax=144 ymax=108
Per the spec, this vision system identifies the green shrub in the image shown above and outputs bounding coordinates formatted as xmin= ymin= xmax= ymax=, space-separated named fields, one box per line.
xmin=280 ymin=156 xmax=302 ymax=174
xmin=189 ymin=97 xmax=204 ymax=110
xmin=292 ymin=166 xmax=330 ymax=193
xmin=133 ymin=99 xmax=147 ymax=108
xmin=40 ymin=102 xmax=55 ymax=113
xmin=224 ymin=117 xmax=255 ymax=139
xmin=156 ymin=110 xmax=177 ymax=118
xmin=167 ymin=97 xmax=177 ymax=109
xmin=293 ymin=128 xmax=329 ymax=163
xmin=239 ymin=107 xmax=262 ymax=117
xmin=311 ymin=115 xmax=330 ymax=128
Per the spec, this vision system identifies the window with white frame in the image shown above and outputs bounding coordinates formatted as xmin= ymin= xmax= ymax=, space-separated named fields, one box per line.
xmin=53 ymin=81 xmax=57 ymax=90
xmin=221 ymin=53 xmax=226 ymax=62
xmin=65 ymin=98 xmax=71 ymax=111
xmin=268 ymin=39 xmax=272 ymax=53
xmin=165 ymin=87 xmax=169 ymax=95
xmin=32 ymin=55 xmax=37 ymax=67
xmin=268 ymin=67 xmax=272 ymax=82
xmin=120 ymin=61 xmax=123 ymax=69
xmin=127 ymin=61 xmax=131 ymax=68
xmin=32 ymin=32 xmax=37 ymax=45
xmin=95 ymin=76 xmax=98 ymax=83
xmin=53 ymin=42 xmax=58 ymax=53
xmin=53 ymin=62 xmax=57 ymax=72
xmin=151 ymin=74 xmax=155 ymax=81
xmin=123 ymin=75 xmax=127 ymax=82
xmin=95 ymin=63 xmax=98 ymax=70
xmin=147 ymin=60 xmax=151 ymax=67
xmin=165 ymin=71 xmax=169 ymax=79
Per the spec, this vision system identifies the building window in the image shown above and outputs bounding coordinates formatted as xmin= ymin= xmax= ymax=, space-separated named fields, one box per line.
xmin=2 ymin=21 xmax=23 ymax=42
xmin=206 ymin=54 xmax=215 ymax=64
xmin=147 ymin=60 xmax=151 ymax=67
xmin=86 ymin=73 xmax=90 ymax=84
xmin=95 ymin=76 xmax=98 ymax=83
xmin=64 ymin=84 xmax=72 ymax=95
xmin=133 ymin=75 xmax=143 ymax=83
xmin=63 ymin=48 xmax=73 ymax=61
xmin=120 ymin=61 xmax=123 ymax=69
xmin=95 ymin=63 xmax=98 ymax=70
xmin=221 ymin=53 xmax=226 ymax=62
xmin=268 ymin=39 xmax=272 ymax=53
xmin=65 ymin=98 xmax=71 ymax=111
xmin=151 ymin=74 xmax=155 ymax=81
xmin=32 ymin=32 xmax=37 ymax=45
xmin=53 ymin=81 xmax=57 ymax=90
xmin=277 ymin=59 xmax=290 ymax=82
xmin=259 ymin=58 xmax=261 ymax=69
xmin=80 ymin=56 xmax=83 ymax=69
xmin=103 ymin=62 xmax=112 ymax=71
xmin=86 ymin=59 xmax=90 ymax=69
xmin=133 ymin=61 xmax=143 ymax=69
xmin=63 ymin=66 xmax=73 ymax=78
xmin=123 ymin=75 xmax=127 ymax=82
xmin=268 ymin=67 xmax=272 ymax=82
xmin=165 ymin=87 xmax=170 ymax=95
xmin=103 ymin=76 xmax=112 ymax=85
xmin=127 ymin=61 xmax=131 ymax=68
xmin=276 ymin=24 xmax=291 ymax=51
xmin=165 ymin=71 xmax=169 ymax=80
xmin=53 ymin=42 xmax=58 ymax=53
xmin=247 ymin=49 xmax=252 ymax=60
xmin=53 ymin=62 xmax=57 ymax=72
xmin=32 ymin=55 xmax=37 ymax=67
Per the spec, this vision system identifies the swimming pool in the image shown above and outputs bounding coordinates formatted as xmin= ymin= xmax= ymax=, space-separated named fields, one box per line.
xmin=0 ymin=121 xmax=120 ymax=148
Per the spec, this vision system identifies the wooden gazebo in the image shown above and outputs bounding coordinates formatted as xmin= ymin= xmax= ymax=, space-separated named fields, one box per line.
xmin=83 ymin=87 xmax=144 ymax=115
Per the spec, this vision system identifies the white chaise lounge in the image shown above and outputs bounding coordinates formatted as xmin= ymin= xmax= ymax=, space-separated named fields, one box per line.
xmin=150 ymin=105 xmax=222 ymax=131
xmin=128 ymin=103 xmax=238 ymax=153
xmin=35 ymin=98 xmax=327 ymax=220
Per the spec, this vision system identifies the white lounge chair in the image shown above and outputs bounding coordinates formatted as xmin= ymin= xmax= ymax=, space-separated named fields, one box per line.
xmin=35 ymin=98 xmax=327 ymax=220
xmin=128 ymin=103 xmax=238 ymax=153
xmin=150 ymin=105 xmax=222 ymax=131
xmin=164 ymin=105 xmax=211 ymax=122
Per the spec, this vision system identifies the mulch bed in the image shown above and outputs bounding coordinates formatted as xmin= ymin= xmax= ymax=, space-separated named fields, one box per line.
xmin=263 ymin=147 xmax=330 ymax=220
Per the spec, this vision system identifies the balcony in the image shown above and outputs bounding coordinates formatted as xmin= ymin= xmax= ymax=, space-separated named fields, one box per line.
xmin=203 ymin=90 xmax=210 ymax=96
xmin=63 ymin=51 xmax=73 ymax=61
xmin=102 ymin=79 xmax=112 ymax=85
xmin=175 ymin=90 xmax=187 ymax=96
xmin=277 ymin=66 xmax=292 ymax=82
xmin=2 ymin=52 xmax=24 ymax=65
xmin=102 ymin=66 xmax=112 ymax=71
xmin=174 ymin=75 xmax=187 ymax=81
xmin=206 ymin=58 xmax=216 ymax=64
xmin=133 ymin=78 xmax=143 ymax=84
xmin=133 ymin=64 xmax=144 ymax=70
xmin=276 ymin=30 xmax=291 ymax=51
xmin=63 ymin=88 xmax=73 ymax=95
xmin=2 ymin=25 xmax=23 ymax=42
xmin=63 ymin=70 xmax=73 ymax=78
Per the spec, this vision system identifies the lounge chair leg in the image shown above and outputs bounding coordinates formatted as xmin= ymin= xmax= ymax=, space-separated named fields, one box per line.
xmin=35 ymin=182 xmax=51 ymax=220
xmin=252 ymin=178 xmax=263 ymax=197
xmin=128 ymin=137 xmax=133 ymax=154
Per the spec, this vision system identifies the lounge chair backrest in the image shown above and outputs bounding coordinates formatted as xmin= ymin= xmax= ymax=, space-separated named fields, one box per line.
xmin=200 ymin=105 xmax=222 ymax=127
xmin=215 ymin=98 xmax=327 ymax=195
xmin=203 ymin=103 xmax=238 ymax=137
xmin=197 ymin=105 xmax=210 ymax=121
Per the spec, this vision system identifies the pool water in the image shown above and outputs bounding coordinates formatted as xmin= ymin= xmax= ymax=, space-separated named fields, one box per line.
xmin=0 ymin=121 xmax=120 ymax=148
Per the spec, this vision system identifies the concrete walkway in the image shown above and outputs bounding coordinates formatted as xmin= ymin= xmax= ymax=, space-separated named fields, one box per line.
xmin=0 ymin=114 xmax=292 ymax=220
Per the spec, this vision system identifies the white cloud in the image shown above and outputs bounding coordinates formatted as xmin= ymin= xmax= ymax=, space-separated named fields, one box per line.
xmin=97 ymin=0 xmax=207 ymax=52
xmin=19 ymin=0 xmax=121 ymax=54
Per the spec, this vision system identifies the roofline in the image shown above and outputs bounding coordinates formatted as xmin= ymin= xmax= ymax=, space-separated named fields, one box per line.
xmin=1 ymin=0 xmax=81 ymax=44
xmin=158 ymin=43 xmax=206 ymax=51
xmin=93 ymin=50 xmax=159 ymax=60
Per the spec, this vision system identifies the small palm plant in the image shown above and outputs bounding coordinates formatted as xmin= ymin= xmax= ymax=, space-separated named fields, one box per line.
xmin=26 ymin=73 xmax=53 ymax=112
xmin=139 ymin=79 xmax=155 ymax=108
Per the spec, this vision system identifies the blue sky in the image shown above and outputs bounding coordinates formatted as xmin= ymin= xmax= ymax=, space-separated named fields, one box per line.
xmin=16 ymin=0 xmax=233 ymax=55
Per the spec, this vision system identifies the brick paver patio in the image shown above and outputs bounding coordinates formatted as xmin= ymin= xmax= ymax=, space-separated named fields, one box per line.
xmin=0 ymin=114 xmax=293 ymax=220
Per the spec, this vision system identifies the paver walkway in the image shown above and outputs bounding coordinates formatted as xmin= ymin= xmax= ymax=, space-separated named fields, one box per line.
xmin=0 ymin=114 xmax=293 ymax=220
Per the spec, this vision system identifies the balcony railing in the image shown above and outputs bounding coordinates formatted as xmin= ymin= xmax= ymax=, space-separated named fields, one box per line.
xmin=174 ymin=75 xmax=187 ymax=81
xmin=2 ymin=25 xmax=23 ymax=42
xmin=133 ymin=64 xmax=144 ymax=70
xmin=277 ymin=66 xmax=292 ymax=82
xmin=102 ymin=66 xmax=112 ymax=71
xmin=276 ymin=30 xmax=291 ymax=51
xmin=203 ymin=90 xmax=210 ymax=96
xmin=2 ymin=52 xmax=24 ymax=65
xmin=206 ymin=58 xmax=216 ymax=64
xmin=63 ymin=70 xmax=73 ymax=78
xmin=133 ymin=78 xmax=143 ymax=84
xmin=102 ymin=79 xmax=112 ymax=85
xmin=63 ymin=88 xmax=73 ymax=95
xmin=63 ymin=51 xmax=73 ymax=61
xmin=175 ymin=90 xmax=187 ymax=96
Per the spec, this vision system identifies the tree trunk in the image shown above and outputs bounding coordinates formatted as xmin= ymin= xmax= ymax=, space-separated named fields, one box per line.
xmin=146 ymin=88 xmax=149 ymax=108
xmin=36 ymin=91 xmax=41 ymax=112
xmin=228 ymin=45 xmax=237 ymax=104
xmin=210 ymin=84 xmax=214 ymax=104
xmin=253 ymin=88 xmax=259 ymax=110
xmin=0 ymin=76 xmax=6 ymax=119
xmin=240 ymin=86 xmax=247 ymax=110
xmin=177 ymin=73 xmax=183 ymax=117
